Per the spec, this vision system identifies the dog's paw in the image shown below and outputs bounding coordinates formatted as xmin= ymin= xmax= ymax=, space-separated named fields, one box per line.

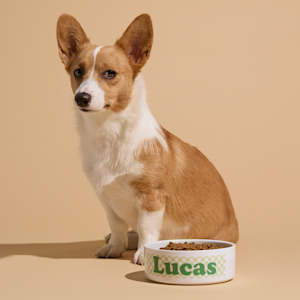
xmin=105 ymin=230 xmax=138 ymax=250
xmin=133 ymin=249 xmax=145 ymax=265
xmin=95 ymin=244 xmax=125 ymax=258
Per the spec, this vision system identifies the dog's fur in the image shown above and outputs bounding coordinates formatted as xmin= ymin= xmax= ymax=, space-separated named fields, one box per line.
xmin=56 ymin=14 xmax=239 ymax=265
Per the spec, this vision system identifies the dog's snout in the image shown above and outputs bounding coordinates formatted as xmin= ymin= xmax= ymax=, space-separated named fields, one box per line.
xmin=75 ymin=92 xmax=91 ymax=107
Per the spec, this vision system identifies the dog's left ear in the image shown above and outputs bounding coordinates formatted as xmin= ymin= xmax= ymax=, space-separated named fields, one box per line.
xmin=115 ymin=14 xmax=153 ymax=76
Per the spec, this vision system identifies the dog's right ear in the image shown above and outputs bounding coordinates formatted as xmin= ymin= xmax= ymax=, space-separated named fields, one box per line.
xmin=56 ymin=14 xmax=90 ymax=69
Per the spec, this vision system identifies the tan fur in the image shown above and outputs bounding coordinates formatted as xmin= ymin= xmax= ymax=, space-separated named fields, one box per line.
xmin=115 ymin=14 xmax=153 ymax=78
xmin=91 ymin=46 xmax=134 ymax=113
xmin=57 ymin=14 xmax=90 ymax=70
xmin=131 ymin=128 xmax=239 ymax=243
xmin=68 ymin=44 xmax=97 ymax=91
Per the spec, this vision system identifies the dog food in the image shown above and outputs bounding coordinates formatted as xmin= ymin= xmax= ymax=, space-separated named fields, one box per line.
xmin=160 ymin=242 xmax=223 ymax=251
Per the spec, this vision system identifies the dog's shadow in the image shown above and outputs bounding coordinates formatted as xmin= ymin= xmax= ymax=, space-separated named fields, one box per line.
xmin=0 ymin=240 xmax=135 ymax=261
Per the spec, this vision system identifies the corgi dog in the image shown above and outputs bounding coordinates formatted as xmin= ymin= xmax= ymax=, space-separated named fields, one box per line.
xmin=56 ymin=14 xmax=239 ymax=265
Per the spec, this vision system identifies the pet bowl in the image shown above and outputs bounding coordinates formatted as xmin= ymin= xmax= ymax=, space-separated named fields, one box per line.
xmin=144 ymin=239 xmax=236 ymax=285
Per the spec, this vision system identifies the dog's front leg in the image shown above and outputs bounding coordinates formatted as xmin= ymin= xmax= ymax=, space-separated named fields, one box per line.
xmin=133 ymin=205 xmax=164 ymax=265
xmin=95 ymin=201 xmax=129 ymax=258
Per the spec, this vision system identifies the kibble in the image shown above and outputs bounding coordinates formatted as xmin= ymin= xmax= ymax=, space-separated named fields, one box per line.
xmin=160 ymin=241 xmax=223 ymax=251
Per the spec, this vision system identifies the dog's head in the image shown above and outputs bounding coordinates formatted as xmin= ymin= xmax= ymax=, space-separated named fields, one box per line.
xmin=56 ymin=14 xmax=153 ymax=113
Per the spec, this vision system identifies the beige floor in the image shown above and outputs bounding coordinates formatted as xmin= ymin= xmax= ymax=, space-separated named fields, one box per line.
xmin=0 ymin=238 xmax=299 ymax=299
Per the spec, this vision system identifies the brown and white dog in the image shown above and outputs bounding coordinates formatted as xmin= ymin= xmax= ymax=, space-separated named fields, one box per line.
xmin=56 ymin=14 xmax=239 ymax=265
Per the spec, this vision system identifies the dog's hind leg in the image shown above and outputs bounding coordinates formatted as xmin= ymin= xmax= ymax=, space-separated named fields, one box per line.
xmin=105 ymin=230 xmax=138 ymax=250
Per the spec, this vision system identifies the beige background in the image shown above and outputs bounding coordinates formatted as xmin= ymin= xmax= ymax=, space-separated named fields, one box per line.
xmin=0 ymin=0 xmax=299 ymax=299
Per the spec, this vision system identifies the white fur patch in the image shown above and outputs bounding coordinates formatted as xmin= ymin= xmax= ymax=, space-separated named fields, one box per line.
xmin=133 ymin=206 xmax=165 ymax=265
xmin=89 ymin=46 xmax=103 ymax=79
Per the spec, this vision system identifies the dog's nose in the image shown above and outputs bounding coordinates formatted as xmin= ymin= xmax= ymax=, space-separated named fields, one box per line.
xmin=75 ymin=92 xmax=91 ymax=107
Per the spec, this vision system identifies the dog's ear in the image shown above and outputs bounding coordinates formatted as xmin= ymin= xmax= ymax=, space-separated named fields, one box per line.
xmin=115 ymin=14 xmax=153 ymax=76
xmin=56 ymin=14 xmax=90 ymax=69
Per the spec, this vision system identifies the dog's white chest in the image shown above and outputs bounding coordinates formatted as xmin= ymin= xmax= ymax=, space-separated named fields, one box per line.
xmin=83 ymin=147 xmax=141 ymax=230
xmin=78 ymin=123 xmax=143 ymax=229
xmin=78 ymin=115 xmax=144 ymax=188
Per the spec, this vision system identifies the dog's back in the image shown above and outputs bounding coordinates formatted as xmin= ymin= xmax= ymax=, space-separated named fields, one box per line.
xmin=131 ymin=127 xmax=239 ymax=243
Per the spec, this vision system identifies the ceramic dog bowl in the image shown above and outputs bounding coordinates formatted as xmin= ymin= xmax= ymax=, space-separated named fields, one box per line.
xmin=144 ymin=239 xmax=236 ymax=285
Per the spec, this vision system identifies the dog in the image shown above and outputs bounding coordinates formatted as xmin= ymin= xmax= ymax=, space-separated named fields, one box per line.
xmin=56 ymin=14 xmax=239 ymax=265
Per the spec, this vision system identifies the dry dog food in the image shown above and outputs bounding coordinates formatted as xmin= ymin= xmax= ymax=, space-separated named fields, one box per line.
xmin=160 ymin=242 xmax=223 ymax=251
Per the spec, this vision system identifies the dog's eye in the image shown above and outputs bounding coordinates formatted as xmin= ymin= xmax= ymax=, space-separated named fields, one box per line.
xmin=103 ymin=70 xmax=116 ymax=79
xmin=74 ymin=69 xmax=83 ymax=78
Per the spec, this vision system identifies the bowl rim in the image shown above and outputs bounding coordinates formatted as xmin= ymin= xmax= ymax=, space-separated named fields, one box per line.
xmin=144 ymin=238 xmax=236 ymax=253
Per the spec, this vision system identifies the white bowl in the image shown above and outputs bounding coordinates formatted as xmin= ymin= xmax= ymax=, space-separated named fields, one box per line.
xmin=144 ymin=239 xmax=236 ymax=285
